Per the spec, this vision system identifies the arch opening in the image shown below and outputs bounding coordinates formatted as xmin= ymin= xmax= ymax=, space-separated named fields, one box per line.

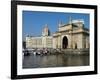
xmin=75 ymin=43 xmax=77 ymax=49
xmin=62 ymin=36 xmax=68 ymax=49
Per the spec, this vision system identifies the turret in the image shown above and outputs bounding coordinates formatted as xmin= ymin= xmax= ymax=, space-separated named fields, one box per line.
xmin=42 ymin=24 xmax=50 ymax=36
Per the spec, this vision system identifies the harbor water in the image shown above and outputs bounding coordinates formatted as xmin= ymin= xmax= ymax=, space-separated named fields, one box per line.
xmin=23 ymin=53 xmax=89 ymax=68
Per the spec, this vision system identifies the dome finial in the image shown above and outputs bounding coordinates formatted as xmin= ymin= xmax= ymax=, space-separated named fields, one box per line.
xmin=45 ymin=23 xmax=48 ymax=27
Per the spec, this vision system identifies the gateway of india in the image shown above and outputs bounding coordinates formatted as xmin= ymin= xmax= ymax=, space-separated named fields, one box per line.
xmin=26 ymin=17 xmax=89 ymax=49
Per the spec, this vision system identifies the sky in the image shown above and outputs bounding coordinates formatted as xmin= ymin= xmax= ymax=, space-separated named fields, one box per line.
xmin=22 ymin=11 xmax=89 ymax=39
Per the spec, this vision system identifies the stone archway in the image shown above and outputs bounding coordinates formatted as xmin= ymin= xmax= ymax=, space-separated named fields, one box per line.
xmin=62 ymin=36 xmax=68 ymax=49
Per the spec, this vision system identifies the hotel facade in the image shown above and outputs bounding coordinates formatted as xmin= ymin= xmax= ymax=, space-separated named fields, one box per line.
xmin=26 ymin=24 xmax=53 ymax=48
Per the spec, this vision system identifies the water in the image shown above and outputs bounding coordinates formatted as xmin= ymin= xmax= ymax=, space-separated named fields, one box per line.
xmin=23 ymin=53 xmax=89 ymax=68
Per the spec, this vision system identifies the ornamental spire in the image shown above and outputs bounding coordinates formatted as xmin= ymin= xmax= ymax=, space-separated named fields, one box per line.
xmin=69 ymin=16 xmax=72 ymax=24
xmin=58 ymin=20 xmax=62 ymax=27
